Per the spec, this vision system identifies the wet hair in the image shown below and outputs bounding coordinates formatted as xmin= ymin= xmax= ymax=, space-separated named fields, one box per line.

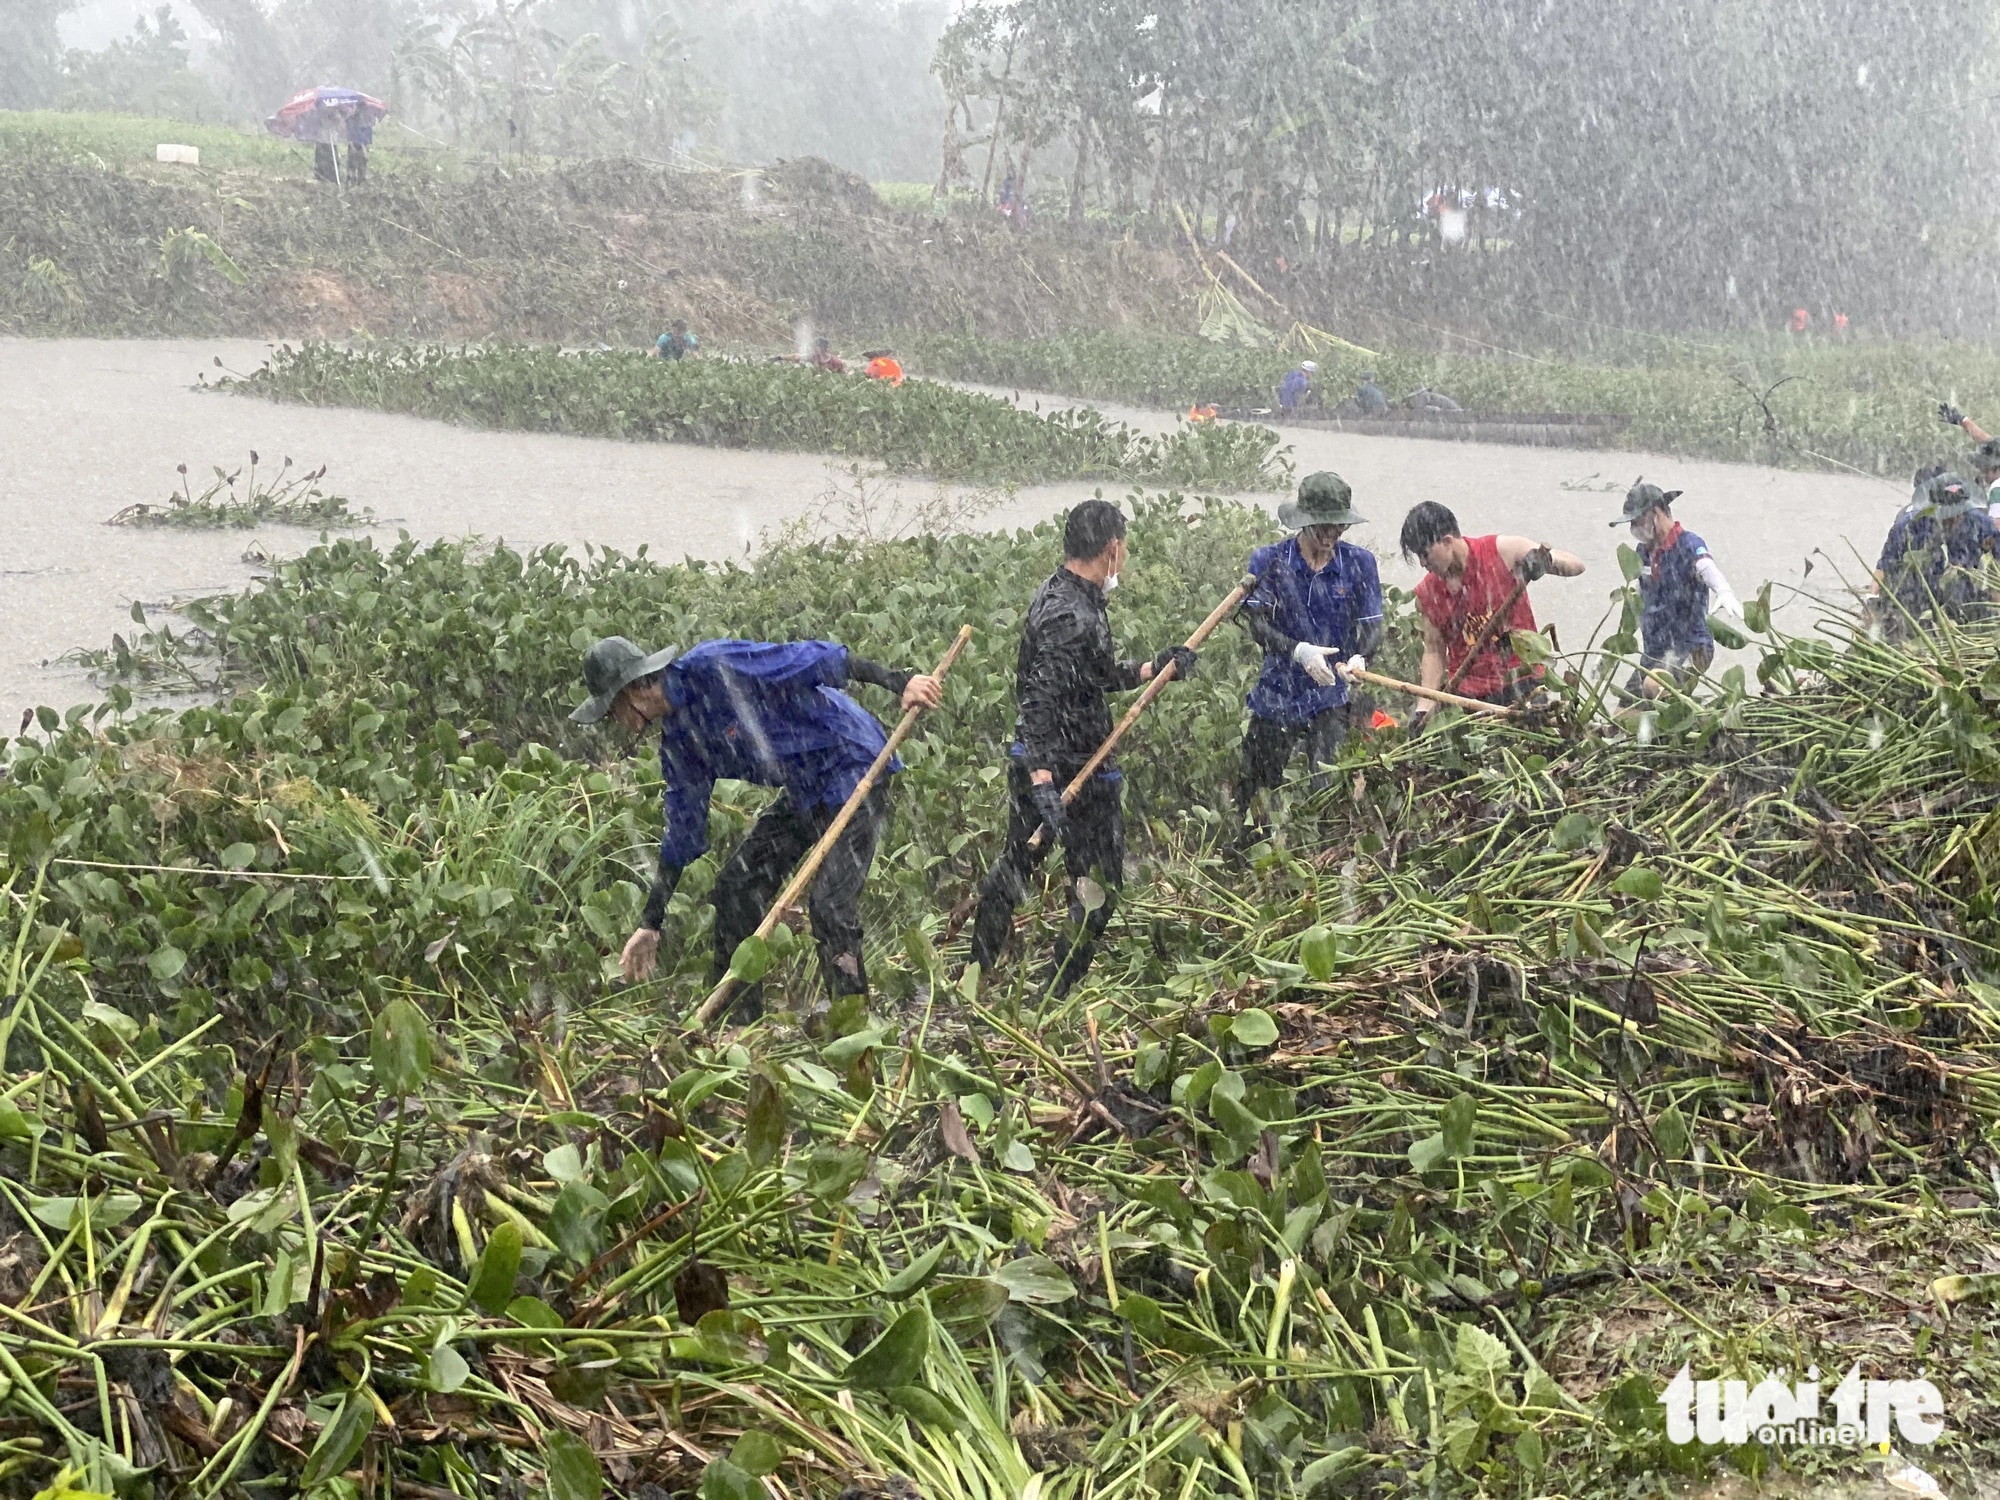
xmin=1975 ymin=439 xmax=2000 ymax=473
xmin=1064 ymin=498 xmax=1128 ymax=560
xmin=1399 ymin=501 xmax=1461 ymax=561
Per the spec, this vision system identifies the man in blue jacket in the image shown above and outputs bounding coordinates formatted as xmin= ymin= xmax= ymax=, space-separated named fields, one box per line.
xmin=572 ymin=635 xmax=942 ymax=1022
xmin=1235 ymin=472 xmax=1382 ymax=838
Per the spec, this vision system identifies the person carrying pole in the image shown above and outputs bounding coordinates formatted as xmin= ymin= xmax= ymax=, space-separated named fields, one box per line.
xmin=1611 ymin=480 xmax=1743 ymax=699
xmin=1234 ymin=471 xmax=1382 ymax=839
xmin=1400 ymin=501 xmax=1584 ymax=729
xmin=966 ymin=500 xmax=1198 ymax=998
xmin=570 ymin=634 xmax=943 ymax=1023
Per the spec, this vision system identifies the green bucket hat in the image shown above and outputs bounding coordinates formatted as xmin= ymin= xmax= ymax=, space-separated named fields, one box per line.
xmin=1918 ymin=471 xmax=1981 ymax=519
xmin=1278 ymin=471 xmax=1364 ymax=529
xmin=570 ymin=635 xmax=678 ymax=724
xmin=1610 ymin=480 xmax=1681 ymax=528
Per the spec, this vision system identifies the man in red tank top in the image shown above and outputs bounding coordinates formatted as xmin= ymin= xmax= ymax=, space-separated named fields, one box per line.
xmin=1399 ymin=502 xmax=1584 ymax=726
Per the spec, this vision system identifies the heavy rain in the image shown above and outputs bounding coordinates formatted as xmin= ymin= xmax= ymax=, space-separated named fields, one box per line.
xmin=0 ymin=0 xmax=1997 ymax=1494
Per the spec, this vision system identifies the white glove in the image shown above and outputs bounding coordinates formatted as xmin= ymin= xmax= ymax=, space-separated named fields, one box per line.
xmin=1292 ymin=641 xmax=1340 ymax=687
xmin=1695 ymin=555 xmax=1742 ymax=620
xmin=1340 ymin=654 xmax=1367 ymax=679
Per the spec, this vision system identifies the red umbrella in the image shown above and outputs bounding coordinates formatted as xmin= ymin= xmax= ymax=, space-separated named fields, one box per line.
xmin=264 ymin=87 xmax=389 ymax=144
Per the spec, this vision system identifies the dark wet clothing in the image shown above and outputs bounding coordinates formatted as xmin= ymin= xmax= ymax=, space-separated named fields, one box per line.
xmin=1355 ymin=380 xmax=1389 ymax=417
xmin=968 ymin=761 xmax=1124 ymax=997
xmin=710 ymin=782 xmax=889 ymax=1021
xmin=648 ymin=640 xmax=901 ymax=881
xmin=1877 ymin=508 xmax=1998 ymax=626
xmin=971 ymin=566 xmax=1144 ymax=996
xmin=1011 ymin=568 xmax=1146 ymax=779
xmin=1235 ymin=706 xmax=1354 ymax=832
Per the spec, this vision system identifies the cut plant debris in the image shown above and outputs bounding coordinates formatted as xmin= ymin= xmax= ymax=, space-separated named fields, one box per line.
xmin=0 ymin=496 xmax=1996 ymax=1497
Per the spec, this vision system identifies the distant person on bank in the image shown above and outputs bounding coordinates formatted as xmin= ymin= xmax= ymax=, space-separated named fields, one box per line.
xmin=655 ymin=320 xmax=699 ymax=360
xmin=1279 ymin=360 xmax=1318 ymax=413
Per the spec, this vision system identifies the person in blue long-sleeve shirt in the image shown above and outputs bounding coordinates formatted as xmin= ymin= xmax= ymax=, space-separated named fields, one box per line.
xmin=1235 ymin=471 xmax=1382 ymax=838
xmin=572 ymin=635 xmax=942 ymax=1022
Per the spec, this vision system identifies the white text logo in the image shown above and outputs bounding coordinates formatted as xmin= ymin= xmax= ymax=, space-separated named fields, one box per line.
xmin=1659 ymin=1364 xmax=1943 ymax=1447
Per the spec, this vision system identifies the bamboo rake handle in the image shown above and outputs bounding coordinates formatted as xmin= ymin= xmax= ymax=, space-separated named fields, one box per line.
xmin=1344 ymin=665 xmax=1517 ymax=717
xmin=1025 ymin=574 xmax=1257 ymax=853
xmin=688 ymin=625 xmax=973 ymax=1029
xmin=1441 ymin=575 xmax=1532 ymax=694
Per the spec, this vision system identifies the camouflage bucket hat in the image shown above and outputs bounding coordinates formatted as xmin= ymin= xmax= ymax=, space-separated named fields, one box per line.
xmin=571 ymin=635 xmax=678 ymax=724
xmin=1611 ymin=480 xmax=1682 ymax=527
xmin=1278 ymin=471 xmax=1364 ymax=529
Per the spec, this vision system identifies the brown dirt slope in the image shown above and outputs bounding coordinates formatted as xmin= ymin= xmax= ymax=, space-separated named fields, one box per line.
xmin=0 ymin=149 xmax=1197 ymax=344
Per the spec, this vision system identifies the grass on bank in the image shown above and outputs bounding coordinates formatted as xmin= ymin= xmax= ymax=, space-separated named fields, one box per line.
xmin=0 ymin=107 xmax=451 ymax=179
xmin=899 ymin=329 xmax=2000 ymax=481
xmin=219 ymin=341 xmax=1294 ymax=491
xmin=2 ymin=493 xmax=1998 ymax=1495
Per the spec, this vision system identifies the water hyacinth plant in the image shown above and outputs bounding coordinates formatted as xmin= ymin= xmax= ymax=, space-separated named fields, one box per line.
xmin=218 ymin=343 xmax=1293 ymax=493
xmin=0 ymin=497 xmax=1994 ymax=1495
xmin=105 ymin=454 xmax=369 ymax=531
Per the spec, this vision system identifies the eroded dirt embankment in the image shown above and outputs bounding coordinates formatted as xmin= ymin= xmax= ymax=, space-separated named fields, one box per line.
xmin=0 ymin=154 xmax=1195 ymax=343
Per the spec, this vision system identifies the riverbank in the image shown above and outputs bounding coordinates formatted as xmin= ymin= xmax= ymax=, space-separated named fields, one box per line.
xmin=1 ymin=339 xmax=1906 ymax=723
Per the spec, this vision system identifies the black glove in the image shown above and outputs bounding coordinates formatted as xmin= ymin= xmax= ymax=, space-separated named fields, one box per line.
xmin=1940 ymin=402 xmax=1967 ymax=430
xmin=1151 ymin=645 xmax=1198 ymax=681
xmin=1407 ymin=704 xmax=1435 ymax=735
xmin=1031 ymin=781 xmax=1068 ymax=842
xmin=1516 ymin=545 xmax=1553 ymax=583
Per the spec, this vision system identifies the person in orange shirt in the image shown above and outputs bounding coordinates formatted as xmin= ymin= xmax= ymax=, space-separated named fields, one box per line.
xmin=864 ymin=352 xmax=904 ymax=385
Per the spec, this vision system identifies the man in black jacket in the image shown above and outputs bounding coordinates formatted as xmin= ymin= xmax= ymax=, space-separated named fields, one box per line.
xmin=966 ymin=500 xmax=1197 ymax=996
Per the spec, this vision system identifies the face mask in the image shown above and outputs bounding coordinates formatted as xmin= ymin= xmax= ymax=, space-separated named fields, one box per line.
xmin=1104 ymin=573 xmax=1120 ymax=592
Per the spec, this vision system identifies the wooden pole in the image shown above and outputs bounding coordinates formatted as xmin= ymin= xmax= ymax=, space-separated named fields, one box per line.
xmin=1441 ymin=575 xmax=1531 ymax=694
xmin=1344 ymin=664 xmax=1516 ymax=717
xmin=689 ymin=625 xmax=973 ymax=1030
xmin=1025 ymin=575 xmax=1256 ymax=853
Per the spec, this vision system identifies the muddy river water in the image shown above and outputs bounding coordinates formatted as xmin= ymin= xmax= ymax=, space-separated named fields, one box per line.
xmin=1 ymin=338 xmax=1908 ymax=724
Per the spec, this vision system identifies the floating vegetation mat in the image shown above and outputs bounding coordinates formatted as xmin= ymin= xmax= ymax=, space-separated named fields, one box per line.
xmin=0 ymin=501 xmax=1996 ymax=1496
xmin=218 ymin=343 xmax=1292 ymax=493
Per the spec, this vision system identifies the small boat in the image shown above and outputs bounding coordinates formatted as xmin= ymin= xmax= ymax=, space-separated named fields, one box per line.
xmin=1217 ymin=406 xmax=1632 ymax=447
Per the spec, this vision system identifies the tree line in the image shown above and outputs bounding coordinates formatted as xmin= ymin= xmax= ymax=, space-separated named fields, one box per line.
xmin=932 ymin=0 xmax=2000 ymax=332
